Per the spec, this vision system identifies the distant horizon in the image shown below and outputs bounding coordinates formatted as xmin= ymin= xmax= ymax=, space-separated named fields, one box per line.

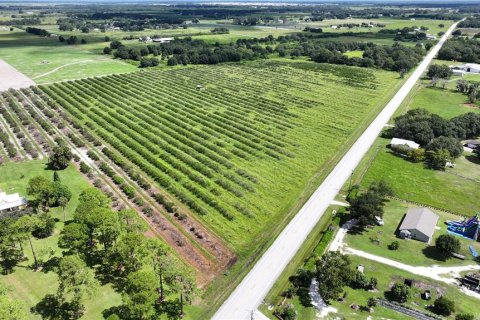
xmin=1 ymin=0 xmax=479 ymax=4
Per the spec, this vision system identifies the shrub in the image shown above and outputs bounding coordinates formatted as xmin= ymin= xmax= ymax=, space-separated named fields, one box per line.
xmin=79 ymin=161 xmax=91 ymax=174
xmin=433 ymin=296 xmax=455 ymax=316
xmin=456 ymin=313 xmax=474 ymax=320
xmin=435 ymin=234 xmax=460 ymax=259
xmin=388 ymin=241 xmax=399 ymax=250
xmin=121 ymin=184 xmax=136 ymax=199
xmin=390 ymin=282 xmax=410 ymax=303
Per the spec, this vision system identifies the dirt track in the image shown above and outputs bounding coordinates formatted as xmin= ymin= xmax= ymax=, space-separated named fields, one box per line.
xmin=0 ymin=59 xmax=35 ymax=91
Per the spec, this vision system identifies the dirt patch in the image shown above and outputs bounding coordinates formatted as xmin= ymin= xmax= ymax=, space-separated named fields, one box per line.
xmin=0 ymin=59 xmax=35 ymax=92
xmin=463 ymin=103 xmax=480 ymax=110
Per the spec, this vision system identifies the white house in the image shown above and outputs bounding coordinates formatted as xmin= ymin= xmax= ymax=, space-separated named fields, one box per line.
xmin=399 ymin=207 xmax=439 ymax=243
xmin=390 ymin=138 xmax=420 ymax=149
xmin=0 ymin=192 xmax=27 ymax=214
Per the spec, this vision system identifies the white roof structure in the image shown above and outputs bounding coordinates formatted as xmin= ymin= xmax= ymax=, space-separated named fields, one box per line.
xmin=0 ymin=192 xmax=27 ymax=211
xmin=152 ymin=37 xmax=174 ymax=43
xmin=390 ymin=138 xmax=420 ymax=149
xmin=453 ymin=63 xmax=480 ymax=73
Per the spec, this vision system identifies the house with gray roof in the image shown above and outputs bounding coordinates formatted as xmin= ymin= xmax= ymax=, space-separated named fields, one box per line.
xmin=399 ymin=207 xmax=439 ymax=243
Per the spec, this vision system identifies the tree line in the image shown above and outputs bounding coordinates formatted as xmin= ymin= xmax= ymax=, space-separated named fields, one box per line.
xmin=438 ymin=38 xmax=480 ymax=63
xmin=387 ymin=109 xmax=480 ymax=169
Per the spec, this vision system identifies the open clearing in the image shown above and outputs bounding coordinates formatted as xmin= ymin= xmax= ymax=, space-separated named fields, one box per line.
xmin=0 ymin=59 xmax=35 ymax=91
xmin=0 ymin=30 xmax=136 ymax=83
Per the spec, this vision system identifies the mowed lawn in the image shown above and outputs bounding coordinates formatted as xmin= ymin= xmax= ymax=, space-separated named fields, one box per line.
xmin=357 ymin=137 xmax=480 ymax=215
xmin=0 ymin=29 xmax=136 ymax=83
xmin=0 ymin=160 xmax=122 ymax=319
xmin=403 ymin=82 xmax=480 ymax=119
xmin=345 ymin=199 xmax=480 ymax=267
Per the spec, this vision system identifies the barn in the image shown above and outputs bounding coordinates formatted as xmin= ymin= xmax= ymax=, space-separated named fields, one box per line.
xmin=399 ymin=207 xmax=439 ymax=243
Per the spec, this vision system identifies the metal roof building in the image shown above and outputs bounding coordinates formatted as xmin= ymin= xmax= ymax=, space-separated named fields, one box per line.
xmin=0 ymin=192 xmax=28 ymax=213
xmin=390 ymin=138 xmax=420 ymax=149
xmin=399 ymin=207 xmax=439 ymax=243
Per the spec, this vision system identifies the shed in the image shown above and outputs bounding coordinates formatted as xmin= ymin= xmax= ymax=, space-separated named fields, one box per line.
xmin=390 ymin=138 xmax=420 ymax=149
xmin=456 ymin=63 xmax=480 ymax=73
xmin=465 ymin=140 xmax=480 ymax=149
xmin=399 ymin=207 xmax=439 ymax=243
xmin=0 ymin=192 xmax=27 ymax=214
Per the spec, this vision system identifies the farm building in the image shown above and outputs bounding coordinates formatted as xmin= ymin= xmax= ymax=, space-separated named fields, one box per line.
xmin=152 ymin=37 xmax=174 ymax=43
xmin=451 ymin=63 xmax=480 ymax=74
xmin=390 ymin=138 xmax=420 ymax=149
xmin=0 ymin=192 xmax=27 ymax=214
xmin=399 ymin=207 xmax=439 ymax=243
xmin=465 ymin=140 xmax=480 ymax=149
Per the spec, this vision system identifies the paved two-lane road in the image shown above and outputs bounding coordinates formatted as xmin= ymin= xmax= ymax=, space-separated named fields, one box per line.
xmin=213 ymin=20 xmax=460 ymax=320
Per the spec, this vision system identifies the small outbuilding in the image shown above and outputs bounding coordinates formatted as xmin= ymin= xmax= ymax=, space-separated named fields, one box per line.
xmin=0 ymin=192 xmax=27 ymax=214
xmin=453 ymin=63 xmax=480 ymax=74
xmin=390 ymin=138 xmax=420 ymax=150
xmin=465 ymin=140 xmax=480 ymax=149
xmin=399 ymin=207 xmax=439 ymax=243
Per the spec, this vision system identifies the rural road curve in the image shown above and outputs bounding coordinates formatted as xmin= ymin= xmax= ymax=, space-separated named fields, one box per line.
xmin=212 ymin=21 xmax=460 ymax=320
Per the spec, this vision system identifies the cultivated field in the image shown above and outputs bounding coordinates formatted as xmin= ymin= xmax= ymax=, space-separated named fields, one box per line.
xmin=34 ymin=61 xmax=400 ymax=259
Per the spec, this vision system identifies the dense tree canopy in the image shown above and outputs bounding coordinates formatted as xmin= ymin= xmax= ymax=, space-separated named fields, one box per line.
xmin=433 ymin=296 xmax=455 ymax=316
xmin=438 ymin=38 xmax=480 ymax=63
xmin=315 ymin=252 xmax=352 ymax=303
xmin=435 ymin=234 xmax=460 ymax=259
xmin=348 ymin=180 xmax=393 ymax=228
xmin=48 ymin=144 xmax=73 ymax=170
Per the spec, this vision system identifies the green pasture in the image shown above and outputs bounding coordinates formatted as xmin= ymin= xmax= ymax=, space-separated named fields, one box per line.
xmin=0 ymin=160 xmax=122 ymax=319
xmin=355 ymin=137 xmax=480 ymax=215
xmin=401 ymin=81 xmax=480 ymax=119
xmin=344 ymin=50 xmax=364 ymax=58
xmin=300 ymin=18 xmax=453 ymax=35
xmin=0 ymin=29 xmax=136 ymax=83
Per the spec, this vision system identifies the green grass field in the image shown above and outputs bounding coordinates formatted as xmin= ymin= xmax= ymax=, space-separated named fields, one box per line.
xmin=399 ymin=72 xmax=480 ymax=119
xmin=356 ymin=137 xmax=480 ymax=215
xmin=345 ymin=199 xmax=480 ymax=267
xmin=0 ymin=29 xmax=136 ymax=83
xmin=0 ymin=160 xmax=122 ymax=319
xmin=300 ymin=18 xmax=453 ymax=35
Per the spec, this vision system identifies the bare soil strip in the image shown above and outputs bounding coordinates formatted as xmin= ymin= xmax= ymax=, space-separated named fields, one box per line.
xmin=0 ymin=59 xmax=35 ymax=92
